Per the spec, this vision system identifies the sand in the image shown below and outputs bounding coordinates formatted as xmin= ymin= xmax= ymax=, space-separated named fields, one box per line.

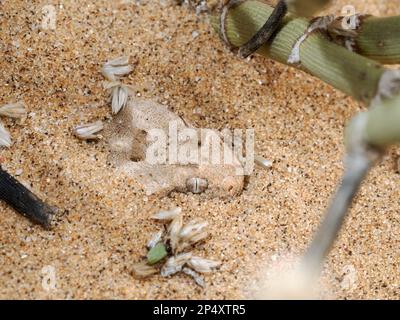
xmin=0 ymin=0 xmax=399 ymax=299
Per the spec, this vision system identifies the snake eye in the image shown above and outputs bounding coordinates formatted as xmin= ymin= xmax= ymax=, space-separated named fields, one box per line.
xmin=186 ymin=177 xmax=208 ymax=194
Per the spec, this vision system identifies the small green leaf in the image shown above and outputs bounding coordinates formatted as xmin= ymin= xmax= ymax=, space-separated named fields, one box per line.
xmin=147 ymin=243 xmax=168 ymax=265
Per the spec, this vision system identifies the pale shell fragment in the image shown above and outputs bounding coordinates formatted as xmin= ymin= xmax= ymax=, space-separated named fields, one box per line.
xmin=161 ymin=253 xmax=192 ymax=277
xmin=0 ymin=122 xmax=11 ymax=147
xmin=73 ymin=121 xmax=104 ymax=140
xmin=254 ymin=155 xmax=273 ymax=168
xmin=0 ymin=101 xmax=27 ymax=119
xmin=187 ymin=256 xmax=221 ymax=273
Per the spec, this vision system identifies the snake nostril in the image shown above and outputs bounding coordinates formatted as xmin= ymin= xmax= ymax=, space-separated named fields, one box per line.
xmin=222 ymin=176 xmax=240 ymax=195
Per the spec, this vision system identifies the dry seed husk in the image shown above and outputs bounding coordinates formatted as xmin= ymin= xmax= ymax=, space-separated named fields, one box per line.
xmin=187 ymin=256 xmax=221 ymax=273
xmin=168 ymin=214 xmax=183 ymax=253
xmin=0 ymin=101 xmax=27 ymax=118
xmin=73 ymin=121 xmax=104 ymax=140
xmin=102 ymin=56 xmax=133 ymax=81
xmin=177 ymin=219 xmax=209 ymax=251
xmin=152 ymin=207 xmax=182 ymax=221
xmin=161 ymin=252 xmax=192 ymax=277
xmin=0 ymin=122 xmax=11 ymax=147
xmin=182 ymin=267 xmax=205 ymax=287
xmin=177 ymin=231 xmax=209 ymax=252
xmin=147 ymin=230 xmax=164 ymax=249
xmin=111 ymin=85 xmax=130 ymax=114
xmin=179 ymin=219 xmax=208 ymax=240
xmin=132 ymin=261 xmax=159 ymax=278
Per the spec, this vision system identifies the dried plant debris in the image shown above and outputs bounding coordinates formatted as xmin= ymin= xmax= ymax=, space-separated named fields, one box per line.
xmin=132 ymin=262 xmax=159 ymax=278
xmin=152 ymin=207 xmax=182 ymax=221
xmin=288 ymin=15 xmax=335 ymax=65
xmin=101 ymin=56 xmax=135 ymax=114
xmin=0 ymin=101 xmax=27 ymax=119
xmin=105 ymin=98 xmax=245 ymax=197
xmin=0 ymin=101 xmax=27 ymax=147
xmin=147 ymin=230 xmax=164 ymax=249
xmin=177 ymin=219 xmax=209 ymax=253
xmin=72 ymin=56 xmax=133 ymax=141
xmin=73 ymin=121 xmax=104 ymax=140
xmin=161 ymin=253 xmax=193 ymax=277
xmin=0 ymin=121 xmax=11 ymax=147
xmin=327 ymin=14 xmax=368 ymax=52
xmin=101 ymin=56 xmax=134 ymax=82
xmin=168 ymin=213 xmax=184 ymax=253
xmin=103 ymin=81 xmax=134 ymax=115
xmin=132 ymin=207 xmax=221 ymax=287
xmin=182 ymin=267 xmax=205 ymax=287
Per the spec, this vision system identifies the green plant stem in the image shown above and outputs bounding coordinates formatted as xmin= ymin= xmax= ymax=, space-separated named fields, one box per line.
xmin=211 ymin=0 xmax=384 ymax=104
xmin=364 ymin=94 xmax=400 ymax=147
xmin=211 ymin=0 xmax=400 ymax=147
xmin=357 ymin=16 xmax=400 ymax=65
xmin=211 ymin=0 xmax=400 ymax=280
xmin=213 ymin=1 xmax=400 ymax=65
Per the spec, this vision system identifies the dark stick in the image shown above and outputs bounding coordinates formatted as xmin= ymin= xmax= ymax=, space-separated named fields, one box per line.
xmin=0 ymin=167 xmax=56 ymax=228
xmin=238 ymin=0 xmax=288 ymax=58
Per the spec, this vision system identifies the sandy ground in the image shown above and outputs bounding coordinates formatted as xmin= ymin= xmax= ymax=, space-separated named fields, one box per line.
xmin=0 ymin=0 xmax=399 ymax=299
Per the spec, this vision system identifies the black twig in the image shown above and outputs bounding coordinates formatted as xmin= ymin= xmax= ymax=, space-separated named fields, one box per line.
xmin=0 ymin=167 xmax=56 ymax=228
xmin=238 ymin=0 xmax=288 ymax=58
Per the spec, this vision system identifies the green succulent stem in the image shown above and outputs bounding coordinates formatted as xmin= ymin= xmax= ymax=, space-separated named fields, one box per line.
xmin=210 ymin=0 xmax=400 ymax=279
xmin=356 ymin=15 xmax=400 ymax=65
xmin=211 ymin=1 xmax=384 ymax=104
xmin=210 ymin=0 xmax=400 ymax=146
xmin=147 ymin=243 xmax=168 ymax=265
xmin=365 ymin=94 xmax=400 ymax=147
